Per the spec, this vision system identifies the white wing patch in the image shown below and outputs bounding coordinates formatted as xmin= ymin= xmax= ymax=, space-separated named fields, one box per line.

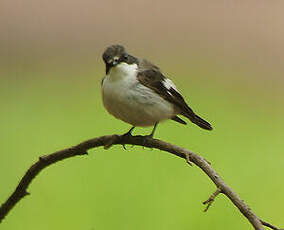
xmin=162 ymin=78 xmax=178 ymax=95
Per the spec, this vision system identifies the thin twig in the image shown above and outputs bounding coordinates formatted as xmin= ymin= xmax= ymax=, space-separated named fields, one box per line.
xmin=203 ymin=188 xmax=222 ymax=212
xmin=260 ymin=219 xmax=281 ymax=230
xmin=0 ymin=134 xmax=281 ymax=230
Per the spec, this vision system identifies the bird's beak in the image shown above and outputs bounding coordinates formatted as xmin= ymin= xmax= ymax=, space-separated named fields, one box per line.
xmin=112 ymin=60 xmax=118 ymax=66
xmin=107 ymin=58 xmax=119 ymax=67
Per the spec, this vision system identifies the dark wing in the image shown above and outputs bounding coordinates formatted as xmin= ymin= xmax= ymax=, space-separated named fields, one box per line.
xmin=136 ymin=67 xmax=194 ymax=116
xmin=137 ymin=60 xmax=212 ymax=130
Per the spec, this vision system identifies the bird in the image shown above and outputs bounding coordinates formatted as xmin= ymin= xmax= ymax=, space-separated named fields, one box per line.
xmin=101 ymin=44 xmax=212 ymax=138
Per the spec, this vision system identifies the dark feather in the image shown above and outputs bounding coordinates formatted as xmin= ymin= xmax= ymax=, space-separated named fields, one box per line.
xmin=182 ymin=112 xmax=212 ymax=130
xmin=171 ymin=116 xmax=187 ymax=125
xmin=137 ymin=59 xmax=213 ymax=130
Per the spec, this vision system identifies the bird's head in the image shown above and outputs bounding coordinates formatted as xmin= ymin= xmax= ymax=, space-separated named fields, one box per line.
xmin=102 ymin=45 xmax=137 ymax=74
xmin=103 ymin=45 xmax=128 ymax=67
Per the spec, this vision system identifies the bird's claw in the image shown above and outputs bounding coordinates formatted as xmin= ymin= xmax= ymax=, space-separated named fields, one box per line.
xmin=121 ymin=132 xmax=132 ymax=138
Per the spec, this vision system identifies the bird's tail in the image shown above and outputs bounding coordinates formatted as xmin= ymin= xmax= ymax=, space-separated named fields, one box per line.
xmin=182 ymin=112 xmax=213 ymax=131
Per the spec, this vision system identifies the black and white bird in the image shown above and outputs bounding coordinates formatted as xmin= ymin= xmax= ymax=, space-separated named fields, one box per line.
xmin=101 ymin=45 xmax=212 ymax=137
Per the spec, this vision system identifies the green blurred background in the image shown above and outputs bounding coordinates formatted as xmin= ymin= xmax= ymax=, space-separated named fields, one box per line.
xmin=1 ymin=1 xmax=284 ymax=229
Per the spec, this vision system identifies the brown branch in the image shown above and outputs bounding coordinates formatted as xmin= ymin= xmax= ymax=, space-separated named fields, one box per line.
xmin=0 ymin=134 xmax=281 ymax=229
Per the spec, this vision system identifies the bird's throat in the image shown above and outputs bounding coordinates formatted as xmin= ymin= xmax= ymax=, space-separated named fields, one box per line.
xmin=109 ymin=63 xmax=138 ymax=81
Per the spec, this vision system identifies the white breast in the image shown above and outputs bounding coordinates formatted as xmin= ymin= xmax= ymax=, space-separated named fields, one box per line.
xmin=101 ymin=63 xmax=175 ymax=127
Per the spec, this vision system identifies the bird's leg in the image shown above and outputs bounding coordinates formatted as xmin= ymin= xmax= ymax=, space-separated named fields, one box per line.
xmin=141 ymin=122 xmax=158 ymax=148
xmin=140 ymin=123 xmax=158 ymax=149
xmin=122 ymin=126 xmax=135 ymax=137
xmin=149 ymin=122 xmax=158 ymax=138
xmin=121 ymin=126 xmax=135 ymax=150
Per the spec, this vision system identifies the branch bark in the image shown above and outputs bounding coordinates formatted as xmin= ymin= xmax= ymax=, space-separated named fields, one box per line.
xmin=0 ymin=134 xmax=281 ymax=229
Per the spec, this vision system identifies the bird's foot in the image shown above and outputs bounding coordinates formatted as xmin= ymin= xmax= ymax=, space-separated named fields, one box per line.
xmin=121 ymin=130 xmax=133 ymax=138
xmin=120 ymin=127 xmax=135 ymax=150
